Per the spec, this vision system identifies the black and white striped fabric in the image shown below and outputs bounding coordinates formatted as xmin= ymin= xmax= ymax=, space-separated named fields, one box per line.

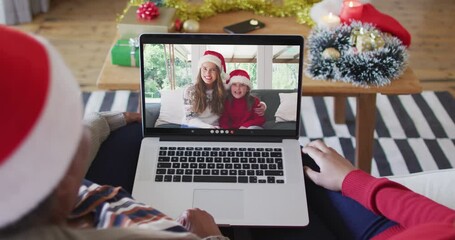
xmin=82 ymin=91 xmax=455 ymax=177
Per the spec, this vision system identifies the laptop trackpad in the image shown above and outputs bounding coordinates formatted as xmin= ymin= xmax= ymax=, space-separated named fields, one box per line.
xmin=193 ymin=189 xmax=244 ymax=220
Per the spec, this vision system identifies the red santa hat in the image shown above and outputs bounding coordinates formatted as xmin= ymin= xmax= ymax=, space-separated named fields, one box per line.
xmin=0 ymin=26 xmax=83 ymax=227
xmin=340 ymin=3 xmax=411 ymax=46
xmin=226 ymin=69 xmax=252 ymax=89
xmin=198 ymin=50 xmax=229 ymax=81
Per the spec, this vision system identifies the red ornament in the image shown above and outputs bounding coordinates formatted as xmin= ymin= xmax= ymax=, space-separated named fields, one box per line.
xmin=136 ymin=2 xmax=160 ymax=20
xmin=174 ymin=19 xmax=183 ymax=32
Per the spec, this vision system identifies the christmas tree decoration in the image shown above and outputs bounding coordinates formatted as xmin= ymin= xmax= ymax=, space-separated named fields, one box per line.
xmin=321 ymin=47 xmax=341 ymax=60
xmin=350 ymin=27 xmax=385 ymax=52
xmin=306 ymin=22 xmax=408 ymax=87
xmin=182 ymin=19 xmax=200 ymax=33
xmin=174 ymin=19 xmax=183 ymax=31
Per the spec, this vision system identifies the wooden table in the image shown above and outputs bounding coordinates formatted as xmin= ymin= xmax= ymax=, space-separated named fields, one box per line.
xmin=97 ymin=11 xmax=422 ymax=173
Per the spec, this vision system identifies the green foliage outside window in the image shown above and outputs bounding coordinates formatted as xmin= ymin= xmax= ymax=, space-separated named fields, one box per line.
xmin=272 ymin=63 xmax=299 ymax=89
xmin=143 ymin=44 xmax=191 ymax=99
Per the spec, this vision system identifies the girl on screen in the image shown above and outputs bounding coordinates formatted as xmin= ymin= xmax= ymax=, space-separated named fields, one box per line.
xmin=219 ymin=69 xmax=265 ymax=129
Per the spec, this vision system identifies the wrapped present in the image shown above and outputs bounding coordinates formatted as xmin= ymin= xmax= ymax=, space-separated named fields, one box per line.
xmin=117 ymin=6 xmax=176 ymax=38
xmin=111 ymin=38 xmax=139 ymax=67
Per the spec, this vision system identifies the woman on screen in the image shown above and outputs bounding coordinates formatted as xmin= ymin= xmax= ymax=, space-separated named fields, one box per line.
xmin=182 ymin=50 xmax=229 ymax=128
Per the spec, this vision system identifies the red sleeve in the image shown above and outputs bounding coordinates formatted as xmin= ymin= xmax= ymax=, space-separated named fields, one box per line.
xmin=241 ymin=98 xmax=266 ymax=128
xmin=342 ymin=170 xmax=455 ymax=229
xmin=219 ymin=100 xmax=230 ymax=128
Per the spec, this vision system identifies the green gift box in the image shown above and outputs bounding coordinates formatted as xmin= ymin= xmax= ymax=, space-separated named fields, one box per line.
xmin=111 ymin=38 xmax=139 ymax=67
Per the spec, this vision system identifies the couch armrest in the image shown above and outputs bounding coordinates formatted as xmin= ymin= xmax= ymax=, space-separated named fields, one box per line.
xmin=387 ymin=169 xmax=455 ymax=210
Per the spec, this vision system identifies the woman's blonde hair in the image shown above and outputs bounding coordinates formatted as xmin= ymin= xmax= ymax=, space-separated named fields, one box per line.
xmin=192 ymin=66 xmax=225 ymax=115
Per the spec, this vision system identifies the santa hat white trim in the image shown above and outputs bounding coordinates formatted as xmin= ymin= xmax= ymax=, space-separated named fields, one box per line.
xmin=227 ymin=75 xmax=252 ymax=89
xmin=0 ymin=35 xmax=83 ymax=227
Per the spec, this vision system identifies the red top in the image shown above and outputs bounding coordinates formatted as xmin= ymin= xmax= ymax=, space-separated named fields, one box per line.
xmin=342 ymin=170 xmax=455 ymax=239
xmin=219 ymin=97 xmax=265 ymax=129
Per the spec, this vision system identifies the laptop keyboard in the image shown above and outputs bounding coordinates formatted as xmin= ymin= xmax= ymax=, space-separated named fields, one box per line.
xmin=154 ymin=146 xmax=285 ymax=184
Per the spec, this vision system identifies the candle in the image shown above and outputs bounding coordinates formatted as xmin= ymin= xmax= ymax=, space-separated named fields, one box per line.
xmin=340 ymin=0 xmax=364 ymax=23
xmin=320 ymin=12 xmax=341 ymax=29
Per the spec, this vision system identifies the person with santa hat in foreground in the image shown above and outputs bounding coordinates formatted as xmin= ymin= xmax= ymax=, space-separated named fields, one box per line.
xmin=219 ymin=69 xmax=265 ymax=129
xmin=0 ymin=25 xmax=226 ymax=239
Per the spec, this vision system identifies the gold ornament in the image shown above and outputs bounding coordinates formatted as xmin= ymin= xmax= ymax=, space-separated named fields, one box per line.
xmin=321 ymin=47 xmax=341 ymax=60
xmin=350 ymin=27 xmax=385 ymax=53
xmin=183 ymin=19 xmax=200 ymax=33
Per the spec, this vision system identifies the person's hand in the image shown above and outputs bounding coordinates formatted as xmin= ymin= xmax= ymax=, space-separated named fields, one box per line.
xmin=302 ymin=140 xmax=356 ymax=191
xmin=254 ymin=102 xmax=267 ymax=116
xmin=176 ymin=208 xmax=222 ymax=238
xmin=122 ymin=112 xmax=141 ymax=124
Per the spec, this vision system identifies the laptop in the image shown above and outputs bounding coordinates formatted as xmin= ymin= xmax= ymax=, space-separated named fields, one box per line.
xmin=132 ymin=33 xmax=308 ymax=227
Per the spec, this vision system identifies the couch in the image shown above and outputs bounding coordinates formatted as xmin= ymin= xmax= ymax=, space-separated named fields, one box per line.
xmin=387 ymin=169 xmax=455 ymax=210
xmin=144 ymin=89 xmax=299 ymax=129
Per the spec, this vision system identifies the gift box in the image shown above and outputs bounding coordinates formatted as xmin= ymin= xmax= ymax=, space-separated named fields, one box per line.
xmin=117 ymin=6 xmax=176 ymax=38
xmin=111 ymin=38 xmax=139 ymax=67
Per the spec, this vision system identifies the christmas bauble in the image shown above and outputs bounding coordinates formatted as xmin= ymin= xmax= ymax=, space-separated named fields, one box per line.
xmin=321 ymin=47 xmax=341 ymax=60
xmin=183 ymin=19 xmax=200 ymax=33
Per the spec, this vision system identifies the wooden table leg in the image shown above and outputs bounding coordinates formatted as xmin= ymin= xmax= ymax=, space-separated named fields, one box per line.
xmin=355 ymin=94 xmax=377 ymax=173
xmin=334 ymin=96 xmax=347 ymax=124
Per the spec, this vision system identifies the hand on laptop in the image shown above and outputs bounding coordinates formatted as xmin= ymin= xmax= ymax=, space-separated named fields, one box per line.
xmin=176 ymin=208 xmax=223 ymax=238
xmin=302 ymin=140 xmax=356 ymax=191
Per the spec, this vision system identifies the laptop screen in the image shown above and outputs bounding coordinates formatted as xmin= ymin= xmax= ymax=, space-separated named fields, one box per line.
xmin=140 ymin=34 xmax=303 ymax=140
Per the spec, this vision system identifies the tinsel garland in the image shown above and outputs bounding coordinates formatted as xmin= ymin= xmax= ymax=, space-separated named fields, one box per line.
xmin=124 ymin=0 xmax=318 ymax=26
xmin=306 ymin=22 xmax=408 ymax=87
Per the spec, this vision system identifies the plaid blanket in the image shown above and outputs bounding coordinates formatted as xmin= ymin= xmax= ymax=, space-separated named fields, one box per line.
xmin=68 ymin=179 xmax=188 ymax=233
